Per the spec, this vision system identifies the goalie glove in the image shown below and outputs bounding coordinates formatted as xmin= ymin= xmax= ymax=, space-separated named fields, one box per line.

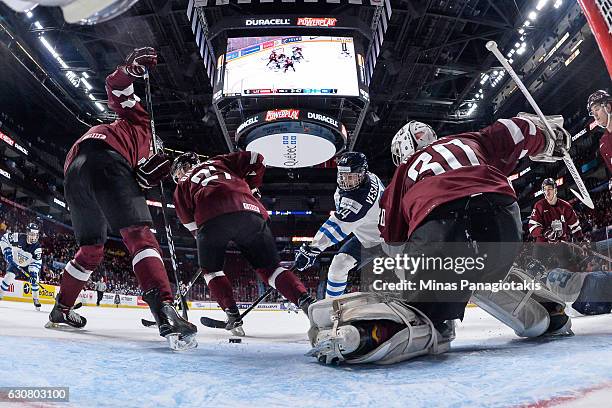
xmin=518 ymin=112 xmax=572 ymax=163
xmin=294 ymin=244 xmax=321 ymax=272
xmin=124 ymin=47 xmax=158 ymax=78
xmin=135 ymin=152 xmax=172 ymax=189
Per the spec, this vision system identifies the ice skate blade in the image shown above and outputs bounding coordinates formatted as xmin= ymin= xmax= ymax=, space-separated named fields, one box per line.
xmin=44 ymin=321 xmax=59 ymax=329
xmin=166 ymin=333 xmax=198 ymax=351
xmin=230 ymin=326 xmax=245 ymax=337
xmin=44 ymin=321 xmax=84 ymax=330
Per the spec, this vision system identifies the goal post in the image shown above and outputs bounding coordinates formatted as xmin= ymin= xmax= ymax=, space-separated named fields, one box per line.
xmin=578 ymin=0 xmax=612 ymax=77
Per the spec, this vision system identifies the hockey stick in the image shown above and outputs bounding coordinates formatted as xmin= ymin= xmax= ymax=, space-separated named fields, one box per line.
xmin=141 ymin=267 xmax=204 ymax=327
xmin=486 ymin=41 xmax=594 ymax=209
xmin=560 ymin=240 xmax=612 ymax=263
xmin=199 ymin=287 xmax=275 ymax=329
xmin=143 ymin=70 xmax=189 ymax=320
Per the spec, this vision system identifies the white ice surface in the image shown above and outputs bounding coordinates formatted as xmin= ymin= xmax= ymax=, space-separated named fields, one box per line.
xmin=0 ymin=301 xmax=611 ymax=408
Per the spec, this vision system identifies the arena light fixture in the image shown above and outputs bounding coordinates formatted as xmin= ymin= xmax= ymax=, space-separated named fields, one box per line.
xmin=528 ymin=11 xmax=537 ymax=20
xmin=553 ymin=0 xmax=562 ymax=9
xmin=34 ymin=21 xmax=42 ymax=29
xmin=536 ymin=0 xmax=548 ymax=11
xmin=82 ymin=72 xmax=89 ymax=79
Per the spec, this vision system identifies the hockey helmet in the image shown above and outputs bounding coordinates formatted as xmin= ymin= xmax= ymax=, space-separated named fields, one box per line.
xmin=170 ymin=152 xmax=201 ymax=183
xmin=391 ymin=121 xmax=437 ymax=166
xmin=26 ymin=223 xmax=40 ymax=244
xmin=336 ymin=152 xmax=368 ymax=191
xmin=587 ymin=90 xmax=612 ymax=129
xmin=2 ymin=0 xmax=140 ymax=25
xmin=541 ymin=178 xmax=557 ymax=202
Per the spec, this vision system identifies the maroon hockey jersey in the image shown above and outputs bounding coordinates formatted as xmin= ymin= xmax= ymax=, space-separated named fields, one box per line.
xmin=599 ymin=129 xmax=612 ymax=173
xmin=173 ymin=151 xmax=268 ymax=232
xmin=380 ymin=117 xmax=546 ymax=242
xmin=528 ymin=198 xmax=582 ymax=242
xmin=64 ymin=67 xmax=152 ymax=173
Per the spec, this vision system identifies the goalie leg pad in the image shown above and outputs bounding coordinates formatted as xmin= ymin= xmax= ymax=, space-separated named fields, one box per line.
xmin=472 ymin=266 xmax=570 ymax=337
xmin=307 ymin=292 xmax=451 ymax=365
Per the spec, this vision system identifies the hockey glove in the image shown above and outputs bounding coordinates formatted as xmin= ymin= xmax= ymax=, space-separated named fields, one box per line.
xmin=124 ymin=47 xmax=158 ymax=78
xmin=135 ymin=152 xmax=172 ymax=189
xmin=294 ymin=244 xmax=321 ymax=271
xmin=543 ymin=228 xmax=560 ymax=242
xmin=2 ymin=248 xmax=17 ymax=269
xmin=518 ymin=112 xmax=572 ymax=163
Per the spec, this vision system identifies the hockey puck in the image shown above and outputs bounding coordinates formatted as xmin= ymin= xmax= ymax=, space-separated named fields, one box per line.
xmin=229 ymin=338 xmax=242 ymax=344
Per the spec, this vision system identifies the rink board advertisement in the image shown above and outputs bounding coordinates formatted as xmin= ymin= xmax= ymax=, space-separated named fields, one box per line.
xmin=2 ymin=280 xmax=288 ymax=311
xmin=222 ymin=36 xmax=359 ymax=97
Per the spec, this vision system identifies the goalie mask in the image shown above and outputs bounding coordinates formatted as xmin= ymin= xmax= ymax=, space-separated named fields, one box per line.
xmin=26 ymin=223 xmax=40 ymax=244
xmin=336 ymin=152 xmax=368 ymax=191
xmin=2 ymin=0 xmax=140 ymax=25
xmin=587 ymin=90 xmax=612 ymax=129
xmin=170 ymin=152 xmax=201 ymax=183
xmin=391 ymin=121 xmax=437 ymax=166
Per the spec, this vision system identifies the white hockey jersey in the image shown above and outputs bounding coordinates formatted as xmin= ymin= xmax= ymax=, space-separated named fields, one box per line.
xmin=311 ymin=172 xmax=385 ymax=250
xmin=0 ymin=231 xmax=42 ymax=275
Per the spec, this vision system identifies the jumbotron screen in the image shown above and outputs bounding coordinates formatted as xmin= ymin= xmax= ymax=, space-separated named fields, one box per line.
xmin=223 ymin=36 xmax=359 ymax=97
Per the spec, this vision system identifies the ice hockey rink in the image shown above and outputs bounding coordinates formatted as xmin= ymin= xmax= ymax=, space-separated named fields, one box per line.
xmin=1 ymin=300 xmax=611 ymax=408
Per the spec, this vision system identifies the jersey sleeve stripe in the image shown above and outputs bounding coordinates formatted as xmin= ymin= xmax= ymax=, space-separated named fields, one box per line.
xmin=324 ymin=220 xmax=348 ymax=239
xmin=498 ymin=119 xmax=525 ymax=144
xmin=319 ymin=228 xmax=340 ymax=245
xmin=529 ymin=225 xmax=539 ymax=233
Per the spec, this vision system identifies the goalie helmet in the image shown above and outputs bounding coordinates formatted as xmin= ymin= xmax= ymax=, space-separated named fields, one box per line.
xmin=2 ymin=0 xmax=139 ymax=25
xmin=26 ymin=223 xmax=40 ymax=244
xmin=336 ymin=152 xmax=368 ymax=191
xmin=170 ymin=152 xmax=201 ymax=183
xmin=391 ymin=121 xmax=437 ymax=166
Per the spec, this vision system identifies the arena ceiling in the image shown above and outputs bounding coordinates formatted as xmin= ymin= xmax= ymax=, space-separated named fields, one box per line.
xmin=0 ymin=0 xmax=609 ymax=187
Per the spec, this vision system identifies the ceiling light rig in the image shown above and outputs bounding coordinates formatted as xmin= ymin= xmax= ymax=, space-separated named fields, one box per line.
xmin=28 ymin=13 xmax=104 ymax=113
xmin=460 ymin=0 xmax=563 ymax=117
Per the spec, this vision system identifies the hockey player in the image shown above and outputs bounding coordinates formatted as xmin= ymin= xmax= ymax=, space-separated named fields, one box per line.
xmin=0 ymin=223 xmax=42 ymax=310
xmin=1 ymin=0 xmax=139 ymax=24
xmin=294 ymin=152 xmax=386 ymax=298
xmin=266 ymin=50 xmax=278 ymax=67
xmin=529 ymin=178 xmax=583 ymax=268
xmin=291 ymin=46 xmax=303 ymax=62
xmin=587 ymin=90 xmax=612 ymax=188
xmin=171 ymin=151 xmax=315 ymax=335
xmin=308 ymin=114 xmax=574 ymax=364
xmin=55 ymin=47 xmax=197 ymax=350
xmin=283 ymin=58 xmax=295 ymax=73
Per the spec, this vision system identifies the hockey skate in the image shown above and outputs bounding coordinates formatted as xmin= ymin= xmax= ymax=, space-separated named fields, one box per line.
xmin=142 ymin=288 xmax=198 ymax=351
xmin=298 ymin=293 xmax=315 ymax=315
xmin=45 ymin=298 xmax=87 ymax=329
xmin=33 ymin=298 xmax=41 ymax=311
xmin=224 ymin=308 xmax=245 ymax=337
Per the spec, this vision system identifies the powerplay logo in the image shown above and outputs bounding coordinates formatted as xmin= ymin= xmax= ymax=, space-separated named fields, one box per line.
xmin=296 ymin=17 xmax=338 ymax=27
xmin=265 ymin=109 xmax=300 ymax=121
